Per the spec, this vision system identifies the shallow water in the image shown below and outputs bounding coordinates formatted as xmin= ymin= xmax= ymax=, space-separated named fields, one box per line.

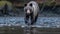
xmin=0 ymin=17 xmax=60 ymax=28
xmin=0 ymin=6 xmax=60 ymax=28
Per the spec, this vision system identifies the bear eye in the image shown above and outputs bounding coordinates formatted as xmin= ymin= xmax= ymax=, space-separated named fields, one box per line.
xmin=24 ymin=4 xmax=27 ymax=7
xmin=29 ymin=3 xmax=32 ymax=7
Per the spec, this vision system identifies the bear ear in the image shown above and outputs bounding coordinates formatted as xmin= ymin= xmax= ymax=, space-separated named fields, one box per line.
xmin=30 ymin=3 xmax=32 ymax=7
xmin=24 ymin=4 xmax=27 ymax=6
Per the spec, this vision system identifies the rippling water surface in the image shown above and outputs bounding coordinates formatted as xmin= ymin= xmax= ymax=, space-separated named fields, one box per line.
xmin=0 ymin=17 xmax=60 ymax=28
xmin=0 ymin=6 xmax=60 ymax=28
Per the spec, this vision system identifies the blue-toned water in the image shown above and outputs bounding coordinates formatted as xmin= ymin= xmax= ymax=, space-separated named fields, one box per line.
xmin=0 ymin=17 xmax=60 ymax=28
xmin=0 ymin=6 xmax=60 ymax=28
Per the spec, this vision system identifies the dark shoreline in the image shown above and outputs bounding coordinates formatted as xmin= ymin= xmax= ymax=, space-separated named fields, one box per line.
xmin=0 ymin=26 xmax=60 ymax=34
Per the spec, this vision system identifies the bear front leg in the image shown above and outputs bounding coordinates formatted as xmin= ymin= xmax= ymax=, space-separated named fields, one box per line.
xmin=31 ymin=13 xmax=35 ymax=25
xmin=25 ymin=14 xmax=29 ymax=25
